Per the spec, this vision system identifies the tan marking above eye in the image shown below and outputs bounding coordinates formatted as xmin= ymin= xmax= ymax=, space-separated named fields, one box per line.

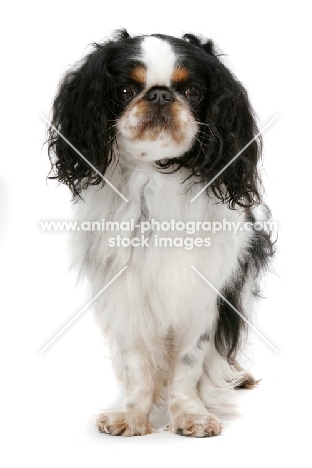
xmin=171 ymin=67 xmax=189 ymax=83
xmin=129 ymin=66 xmax=146 ymax=84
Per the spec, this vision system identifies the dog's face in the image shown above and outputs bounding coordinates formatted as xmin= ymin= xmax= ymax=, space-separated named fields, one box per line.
xmin=114 ymin=36 xmax=204 ymax=162
xmin=48 ymin=31 xmax=260 ymax=208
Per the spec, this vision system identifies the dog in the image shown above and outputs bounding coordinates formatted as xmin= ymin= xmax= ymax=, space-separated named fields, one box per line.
xmin=47 ymin=29 xmax=274 ymax=437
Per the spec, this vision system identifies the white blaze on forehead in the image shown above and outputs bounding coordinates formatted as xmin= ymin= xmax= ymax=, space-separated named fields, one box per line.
xmin=140 ymin=36 xmax=177 ymax=88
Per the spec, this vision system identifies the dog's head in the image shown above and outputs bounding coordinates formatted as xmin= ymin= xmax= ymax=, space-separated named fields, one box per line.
xmin=48 ymin=30 xmax=261 ymax=208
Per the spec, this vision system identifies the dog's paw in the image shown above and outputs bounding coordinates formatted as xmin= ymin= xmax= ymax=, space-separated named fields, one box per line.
xmin=171 ymin=412 xmax=222 ymax=438
xmin=96 ymin=411 xmax=154 ymax=436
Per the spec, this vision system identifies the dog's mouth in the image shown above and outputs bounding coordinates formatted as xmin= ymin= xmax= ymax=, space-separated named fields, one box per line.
xmin=134 ymin=106 xmax=182 ymax=141
xmin=116 ymin=95 xmax=198 ymax=161
xmin=120 ymin=99 xmax=194 ymax=141
xmin=142 ymin=105 xmax=173 ymax=124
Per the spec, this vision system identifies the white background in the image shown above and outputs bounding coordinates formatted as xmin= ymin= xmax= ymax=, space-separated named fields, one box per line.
xmin=1 ymin=1 xmax=311 ymax=466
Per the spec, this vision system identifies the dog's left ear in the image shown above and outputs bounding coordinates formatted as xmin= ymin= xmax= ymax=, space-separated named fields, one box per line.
xmin=183 ymin=34 xmax=215 ymax=56
xmin=209 ymin=66 xmax=261 ymax=210
xmin=188 ymin=39 xmax=261 ymax=210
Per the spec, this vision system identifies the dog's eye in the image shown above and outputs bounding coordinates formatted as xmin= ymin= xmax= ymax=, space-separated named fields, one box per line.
xmin=116 ymin=85 xmax=137 ymax=102
xmin=184 ymin=86 xmax=202 ymax=103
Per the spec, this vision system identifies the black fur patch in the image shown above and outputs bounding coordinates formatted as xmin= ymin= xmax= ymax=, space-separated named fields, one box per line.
xmin=215 ymin=209 xmax=275 ymax=361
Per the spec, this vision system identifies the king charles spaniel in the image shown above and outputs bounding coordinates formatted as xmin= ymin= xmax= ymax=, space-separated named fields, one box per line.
xmin=47 ymin=30 xmax=274 ymax=437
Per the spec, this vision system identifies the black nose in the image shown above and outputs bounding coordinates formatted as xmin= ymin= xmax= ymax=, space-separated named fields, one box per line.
xmin=145 ymin=87 xmax=175 ymax=105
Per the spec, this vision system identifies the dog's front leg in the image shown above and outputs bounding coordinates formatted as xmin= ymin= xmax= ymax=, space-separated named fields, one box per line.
xmin=97 ymin=344 xmax=158 ymax=436
xmin=169 ymin=334 xmax=222 ymax=437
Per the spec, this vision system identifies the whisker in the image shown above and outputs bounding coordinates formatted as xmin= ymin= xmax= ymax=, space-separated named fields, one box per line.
xmin=194 ymin=135 xmax=208 ymax=155
xmin=107 ymin=98 xmax=124 ymax=111
xmin=198 ymin=121 xmax=213 ymax=128
xmin=199 ymin=126 xmax=217 ymax=144
xmin=103 ymin=123 xmax=119 ymax=134
xmin=105 ymin=131 xmax=121 ymax=146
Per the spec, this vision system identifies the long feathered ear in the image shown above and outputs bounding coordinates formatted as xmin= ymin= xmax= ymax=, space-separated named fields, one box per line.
xmin=157 ymin=37 xmax=261 ymax=210
xmin=47 ymin=45 xmax=116 ymax=199
xmin=181 ymin=38 xmax=261 ymax=210
xmin=202 ymin=63 xmax=261 ymax=209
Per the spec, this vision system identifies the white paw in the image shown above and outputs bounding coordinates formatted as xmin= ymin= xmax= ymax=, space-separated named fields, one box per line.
xmin=97 ymin=411 xmax=154 ymax=436
xmin=171 ymin=412 xmax=222 ymax=437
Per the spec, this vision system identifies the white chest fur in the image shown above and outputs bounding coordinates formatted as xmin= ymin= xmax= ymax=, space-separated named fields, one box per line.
xmin=71 ymin=160 xmax=251 ymax=342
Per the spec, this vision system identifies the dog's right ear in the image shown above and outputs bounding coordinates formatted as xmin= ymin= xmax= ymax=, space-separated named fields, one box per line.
xmin=47 ymin=46 xmax=116 ymax=198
